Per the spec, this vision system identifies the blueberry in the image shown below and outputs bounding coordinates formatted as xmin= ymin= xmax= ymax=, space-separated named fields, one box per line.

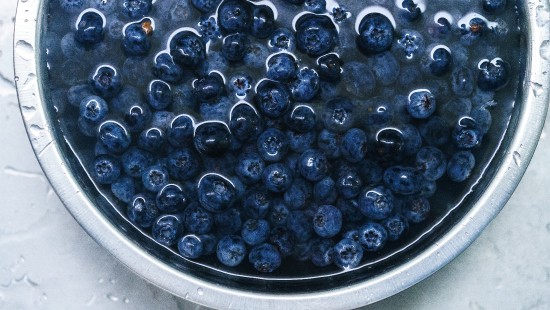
xmin=198 ymin=16 xmax=221 ymax=41
xmin=358 ymin=185 xmax=394 ymax=220
xmin=397 ymin=0 xmax=422 ymax=22
xmin=241 ymin=219 xmax=270 ymax=246
xmin=98 ymin=120 xmax=131 ymax=154
xmin=228 ymin=74 xmax=252 ymax=98
xmin=138 ymin=127 xmax=166 ymax=152
xmin=268 ymin=201 xmax=290 ymax=227
xmin=364 ymin=97 xmax=394 ymax=126
xmin=287 ymin=210 xmax=314 ymax=242
xmin=373 ymin=127 xmax=405 ymax=162
xmin=191 ymin=0 xmax=222 ymax=13
xmin=269 ymin=28 xmax=296 ymax=51
xmin=267 ymin=53 xmax=298 ymax=81
xmin=382 ymin=214 xmax=409 ymax=241
xmin=150 ymin=111 xmax=175 ymax=131
xmin=295 ymin=13 xmax=338 ymax=57
xmin=460 ymin=17 xmax=486 ymax=46
xmin=383 ymin=166 xmax=423 ymax=195
xmin=477 ymin=58 xmax=509 ymax=91
xmin=123 ymin=102 xmax=152 ymax=133
xmin=127 ymin=193 xmax=159 ymax=228
xmin=447 ymin=151 xmax=476 ymax=182
xmin=322 ymin=97 xmax=354 ymax=133
xmin=75 ymin=10 xmax=105 ymax=46
xmin=200 ymin=97 xmax=233 ymax=122
xmin=317 ymin=129 xmax=341 ymax=159
xmin=216 ymin=235 xmax=247 ymax=267
xmin=79 ymin=95 xmax=108 ymax=124
xmin=68 ymin=84 xmax=94 ymax=107
xmin=429 ymin=46 xmax=452 ymax=76
xmin=416 ymin=147 xmax=447 ymax=181
xmin=470 ymin=107 xmax=492 ymax=134
xmin=244 ymin=42 xmax=270 ymax=68
xmin=249 ymin=243 xmax=282 ymax=272
xmin=59 ymin=0 xmax=85 ymax=13
xmin=310 ymin=238 xmax=334 ymax=267
xmin=407 ymin=89 xmax=436 ymax=119
xmin=356 ymin=13 xmax=394 ymax=55
xmin=304 ymin=0 xmax=326 ymax=13
xmin=370 ymin=52 xmax=400 ymax=86
xmin=399 ymin=65 xmax=422 ymax=87
xmin=285 ymin=105 xmax=316 ymax=133
xmin=293 ymin=240 xmax=313 ymax=262
xmin=333 ymin=238 xmax=363 ymax=269
xmin=217 ymin=0 xmax=253 ymax=34
xmin=336 ymin=171 xmax=362 ymax=199
xmin=222 ymin=33 xmax=250 ymax=62
xmin=356 ymin=160 xmax=383 ymax=186
xmin=167 ymin=114 xmax=195 ymax=147
xmin=482 ymin=0 xmax=506 ymax=13
xmin=396 ymin=29 xmax=425 ymax=61
xmin=251 ymin=5 xmax=276 ymax=39
xmin=286 ymin=130 xmax=315 ymax=153
xmin=342 ymin=61 xmax=376 ymax=97
xmin=402 ymin=196 xmax=430 ymax=223
xmin=332 ymin=6 xmax=350 ymax=22
xmin=111 ymin=175 xmax=136 ymax=203
xmin=452 ymin=117 xmax=483 ymax=149
xmin=269 ymin=227 xmax=295 ymax=257
xmin=228 ymin=103 xmax=262 ymax=142
xmin=194 ymin=121 xmax=232 ymax=156
xmin=316 ymin=53 xmax=342 ymax=81
xmin=198 ymin=173 xmax=238 ymax=213
xmin=398 ymin=125 xmax=422 ymax=156
xmin=214 ymin=208 xmax=243 ymax=235
xmin=152 ymin=53 xmax=184 ymax=84
xmin=243 ymin=188 xmax=272 ymax=219
xmin=429 ymin=15 xmax=452 ymax=40
xmin=283 ymin=178 xmax=312 ymax=210
xmin=340 ymin=128 xmax=367 ymax=163
xmin=152 ymin=214 xmax=185 ymax=246
xmin=89 ymin=65 xmax=122 ymax=98
xmin=154 ymin=183 xmax=189 ymax=215
xmin=257 ymin=128 xmax=289 ymax=162
xmin=91 ymin=155 xmax=121 ymax=184
xmin=78 ymin=117 xmax=97 ymax=137
xmin=291 ymin=67 xmax=320 ymax=102
xmin=451 ymin=65 xmax=475 ymax=97
xmin=358 ymin=222 xmax=388 ymax=252
xmin=418 ymin=116 xmax=450 ymax=147
xmin=254 ymin=80 xmax=293 ymax=118
xmin=142 ymin=165 xmax=169 ymax=192
xmin=122 ymin=19 xmax=153 ymax=56
xmin=169 ymin=30 xmax=206 ymax=69
xmin=121 ymin=147 xmax=153 ymax=178
xmin=299 ymin=149 xmax=329 ymax=182
xmin=184 ymin=203 xmax=214 ymax=234
xmin=312 ymin=205 xmax=342 ymax=238
xmin=123 ymin=0 xmax=152 ymax=18
xmin=167 ymin=148 xmax=201 ymax=181
xmin=178 ymin=234 xmax=204 ymax=259
xmin=147 ymin=80 xmax=173 ymax=111
xmin=263 ymin=163 xmax=293 ymax=193
xmin=193 ymin=72 xmax=225 ymax=102
xmin=313 ymin=177 xmax=337 ymax=204
xmin=235 ymin=152 xmax=265 ymax=184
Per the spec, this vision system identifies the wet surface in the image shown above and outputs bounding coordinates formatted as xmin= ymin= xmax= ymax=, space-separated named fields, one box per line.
xmin=2 ymin=0 xmax=550 ymax=309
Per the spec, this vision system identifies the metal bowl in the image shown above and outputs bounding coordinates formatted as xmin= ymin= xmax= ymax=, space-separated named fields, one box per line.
xmin=14 ymin=0 xmax=550 ymax=308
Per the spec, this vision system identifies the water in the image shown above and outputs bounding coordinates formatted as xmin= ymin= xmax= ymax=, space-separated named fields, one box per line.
xmin=41 ymin=0 xmax=523 ymax=281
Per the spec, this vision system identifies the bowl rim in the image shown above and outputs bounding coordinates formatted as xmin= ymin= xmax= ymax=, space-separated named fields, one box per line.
xmin=13 ymin=0 xmax=550 ymax=308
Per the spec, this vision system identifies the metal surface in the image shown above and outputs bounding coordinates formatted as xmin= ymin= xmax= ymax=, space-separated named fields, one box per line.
xmin=13 ymin=0 xmax=550 ymax=309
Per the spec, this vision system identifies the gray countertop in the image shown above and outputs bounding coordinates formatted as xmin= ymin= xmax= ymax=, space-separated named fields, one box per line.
xmin=2 ymin=1 xmax=550 ymax=309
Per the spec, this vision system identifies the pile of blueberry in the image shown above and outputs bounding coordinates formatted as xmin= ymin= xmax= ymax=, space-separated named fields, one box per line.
xmin=52 ymin=0 xmax=516 ymax=273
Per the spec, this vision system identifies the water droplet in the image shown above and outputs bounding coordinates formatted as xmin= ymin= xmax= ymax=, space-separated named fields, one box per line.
xmin=197 ymin=287 xmax=204 ymax=296
xmin=540 ymin=40 xmax=550 ymax=61
xmin=42 ymin=293 xmax=48 ymax=301
xmin=109 ymin=278 xmax=116 ymax=284
xmin=123 ymin=297 xmax=130 ymax=303
xmin=436 ymin=252 xmax=441 ymax=257
xmin=98 ymin=278 xmax=104 ymax=283
xmin=531 ymin=82 xmax=544 ymax=97
xmin=15 ymin=40 xmax=34 ymax=61
xmin=184 ymin=293 xmax=190 ymax=299
xmin=513 ymin=151 xmax=521 ymax=166
xmin=536 ymin=5 xmax=550 ymax=27
xmin=106 ymin=293 xmax=119 ymax=302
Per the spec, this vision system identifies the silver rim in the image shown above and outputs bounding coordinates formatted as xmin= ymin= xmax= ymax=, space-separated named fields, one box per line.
xmin=14 ymin=1 xmax=550 ymax=309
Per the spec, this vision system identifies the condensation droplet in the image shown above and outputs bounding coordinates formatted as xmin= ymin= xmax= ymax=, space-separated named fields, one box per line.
xmin=184 ymin=293 xmax=190 ymax=299
xmin=530 ymin=82 xmax=544 ymax=97
xmin=109 ymin=278 xmax=116 ymax=284
xmin=106 ymin=293 xmax=119 ymax=302
xmin=15 ymin=40 xmax=34 ymax=61
xmin=536 ymin=5 xmax=550 ymax=27
xmin=123 ymin=297 xmax=130 ymax=303
xmin=513 ymin=151 xmax=522 ymax=166
xmin=197 ymin=287 xmax=204 ymax=296
xmin=540 ymin=40 xmax=550 ymax=61
xmin=98 ymin=278 xmax=104 ymax=283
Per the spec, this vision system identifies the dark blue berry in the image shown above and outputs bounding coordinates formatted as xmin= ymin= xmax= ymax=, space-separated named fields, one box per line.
xmin=257 ymin=128 xmax=289 ymax=162
xmin=263 ymin=163 xmax=293 ymax=193
xmin=419 ymin=116 xmax=450 ymax=147
xmin=317 ymin=129 xmax=341 ymax=159
xmin=358 ymin=185 xmax=394 ymax=220
xmin=229 ymin=74 xmax=252 ymax=98
xmin=193 ymin=72 xmax=225 ymax=102
xmin=402 ymin=196 xmax=430 ymax=223
xmin=214 ymin=208 xmax=243 ymax=235
xmin=383 ymin=166 xmax=423 ymax=195
xmin=191 ymin=0 xmax=222 ymax=13
xmin=235 ymin=152 xmax=265 ymax=184
xmin=269 ymin=227 xmax=295 ymax=257
xmin=198 ymin=173 xmax=238 ymax=213
xmin=313 ymin=177 xmax=337 ymax=204
xmin=121 ymin=147 xmax=153 ymax=178
xmin=304 ymin=0 xmax=326 ymax=13
xmin=287 ymin=130 xmax=316 ymax=153
xmin=382 ymin=214 xmax=409 ymax=241
xmin=194 ymin=121 xmax=232 ymax=155
xmin=316 ymin=53 xmax=342 ymax=81
xmin=460 ymin=17 xmax=486 ymax=46
xmin=229 ymin=102 xmax=263 ymax=141
xmin=216 ymin=235 xmax=247 ymax=267
xmin=268 ymin=201 xmax=290 ymax=227
xmin=178 ymin=234 xmax=204 ymax=259
xmin=184 ymin=203 xmax=214 ymax=234
xmin=332 ymin=6 xmax=350 ymax=22
xmin=254 ymin=80 xmax=293 ymax=118
xmin=336 ymin=171 xmax=362 ymax=199
xmin=267 ymin=53 xmax=298 ymax=81
xmin=269 ymin=28 xmax=296 ymax=51
xmin=98 ymin=120 xmax=131 ymax=154
xmin=295 ymin=13 xmax=338 ymax=57
xmin=356 ymin=13 xmax=394 ymax=55
xmin=371 ymin=52 xmax=400 ymax=86
xmin=337 ymin=198 xmax=364 ymax=223
xmin=310 ymin=238 xmax=334 ymax=267
xmin=138 ymin=127 xmax=165 ymax=152
xmin=122 ymin=19 xmax=153 ymax=56
xmin=222 ymin=33 xmax=250 ymax=62
xmin=283 ymin=178 xmax=312 ymax=210
xmin=111 ymin=175 xmax=136 ymax=204
xmin=358 ymin=222 xmax=388 ymax=252
xmin=142 ymin=165 xmax=169 ymax=192
xmin=241 ymin=219 xmax=270 ymax=245
xmin=313 ymin=205 xmax=342 ymax=238
xmin=477 ymin=58 xmax=509 ymax=91
xmin=398 ymin=0 xmax=422 ymax=22
xmin=90 ymin=65 xmax=122 ymax=98
xmin=299 ymin=149 xmax=329 ymax=182
xmin=285 ymin=105 xmax=316 ymax=133
xmin=447 ymin=151 xmax=475 ymax=182
xmin=243 ymin=188 xmax=272 ymax=219
xmin=169 ymin=30 xmax=206 ymax=69
xmin=452 ymin=117 xmax=483 ymax=149
xmin=148 ymin=80 xmax=173 ymax=110
xmin=75 ymin=10 xmax=105 ymax=46
xmin=287 ymin=210 xmax=314 ymax=242
xmin=156 ymin=183 xmax=188 ymax=213
xmin=482 ymin=0 xmax=506 ymax=13
xmin=396 ymin=29 xmax=425 ymax=60
xmin=451 ymin=65 xmax=475 ymax=97
xmin=340 ymin=128 xmax=367 ymax=163
xmin=167 ymin=114 xmax=195 ymax=147
xmin=123 ymin=102 xmax=152 ymax=133
xmin=127 ymin=193 xmax=159 ymax=228
xmin=217 ymin=0 xmax=253 ymax=34
xmin=291 ymin=67 xmax=320 ymax=102
xmin=123 ymin=0 xmax=152 ymax=18
xmin=333 ymin=238 xmax=363 ymax=269
xmin=429 ymin=46 xmax=452 ymax=76
xmin=322 ymin=97 xmax=354 ymax=133
xmin=59 ymin=0 xmax=85 ymax=13
xmin=79 ymin=95 xmax=108 ymax=124
xmin=152 ymin=53 xmax=184 ymax=84
xmin=167 ymin=148 xmax=201 ymax=181
xmin=357 ymin=160 xmax=383 ymax=186
xmin=416 ymin=147 xmax=447 ymax=181
xmin=251 ymin=5 xmax=275 ymax=39
xmin=152 ymin=214 xmax=184 ymax=246
xmin=198 ymin=16 xmax=221 ymax=41
xmin=249 ymin=243 xmax=282 ymax=272
xmin=407 ymin=89 xmax=436 ymax=119
xmin=150 ymin=111 xmax=175 ymax=130
xmin=91 ymin=155 xmax=121 ymax=184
